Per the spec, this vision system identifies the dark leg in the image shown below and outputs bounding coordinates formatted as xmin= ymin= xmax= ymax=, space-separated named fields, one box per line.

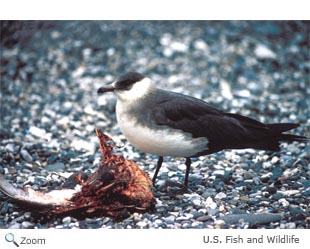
xmin=184 ymin=157 xmax=191 ymax=188
xmin=152 ymin=156 xmax=163 ymax=185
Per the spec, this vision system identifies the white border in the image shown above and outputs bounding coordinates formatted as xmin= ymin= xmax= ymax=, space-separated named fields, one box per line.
xmin=0 ymin=229 xmax=309 ymax=249
xmin=0 ymin=0 xmax=310 ymax=20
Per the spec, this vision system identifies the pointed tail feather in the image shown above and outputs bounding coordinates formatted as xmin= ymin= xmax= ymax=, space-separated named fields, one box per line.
xmin=278 ymin=133 xmax=309 ymax=142
xmin=267 ymin=123 xmax=308 ymax=142
xmin=246 ymin=123 xmax=308 ymax=151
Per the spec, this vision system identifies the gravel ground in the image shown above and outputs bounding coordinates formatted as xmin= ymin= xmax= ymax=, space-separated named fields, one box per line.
xmin=0 ymin=21 xmax=309 ymax=229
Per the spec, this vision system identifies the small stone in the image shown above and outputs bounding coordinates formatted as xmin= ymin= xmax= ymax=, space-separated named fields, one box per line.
xmin=29 ymin=126 xmax=51 ymax=140
xmin=194 ymin=39 xmax=208 ymax=51
xmin=271 ymin=156 xmax=279 ymax=164
xmin=204 ymin=197 xmax=217 ymax=209
xmin=261 ymin=172 xmax=273 ymax=181
xmin=236 ymin=89 xmax=251 ymax=98
xmin=136 ymin=221 xmax=148 ymax=228
xmin=208 ymin=209 xmax=219 ymax=216
xmin=8 ymin=223 xmax=21 ymax=229
xmin=278 ymin=190 xmax=300 ymax=196
xmin=170 ymin=41 xmax=188 ymax=53
xmin=243 ymin=171 xmax=253 ymax=180
xmin=21 ymin=221 xmax=35 ymax=229
xmin=212 ymin=170 xmax=225 ymax=176
xmin=214 ymin=220 xmax=226 ymax=228
xmin=215 ymin=192 xmax=227 ymax=200
xmin=62 ymin=216 xmax=72 ymax=224
xmin=0 ymin=203 xmax=9 ymax=215
xmin=262 ymin=161 xmax=272 ymax=169
xmin=202 ymin=188 xmax=216 ymax=198
xmin=177 ymin=164 xmax=186 ymax=171
xmin=191 ymin=198 xmax=201 ymax=206
xmin=154 ymin=219 xmax=163 ymax=225
xmin=84 ymin=105 xmax=97 ymax=116
xmin=164 ymin=215 xmax=176 ymax=224
xmin=106 ymin=48 xmax=115 ymax=56
xmin=71 ymin=139 xmax=95 ymax=152
xmin=278 ymin=198 xmax=290 ymax=207
xmin=46 ymin=162 xmax=65 ymax=171
xmin=219 ymin=213 xmax=283 ymax=225
xmin=57 ymin=116 xmax=70 ymax=127
xmin=285 ymin=222 xmax=296 ymax=229
xmin=266 ymin=186 xmax=277 ymax=194
xmin=5 ymin=143 xmax=15 ymax=153
xmin=182 ymin=223 xmax=191 ymax=228
xmin=196 ymin=215 xmax=212 ymax=222
xmin=289 ymin=207 xmax=306 ymax=220
xmin=254 ymin=44 xmax=276 ymax=59
xmin=21 ymin=149 xmax=33 ymax=163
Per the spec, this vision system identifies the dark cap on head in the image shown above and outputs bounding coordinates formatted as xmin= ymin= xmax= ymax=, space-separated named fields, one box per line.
xmin=97 ymin=72 xmax=146 ymax=94
xmin=114 ymin=72 xmax=145 ymax=90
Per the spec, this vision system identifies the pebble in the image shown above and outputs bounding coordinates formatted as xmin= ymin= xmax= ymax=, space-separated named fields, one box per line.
xmin=278 ymin=198 xmax=290 ymax=207
xmin=136 ymin=221 xmax=148 ymax=228
xmin=21 ymin=221 xmax=35 ymax=229
xmin=0 ymin=203 xmax=10 ymax=215
xmin=71 ymin=139 xmax=96 ymax=153
xmin=194 ymin=39 xmax=209 ymax=52
xmin=271 ymin=156 xmax=279 ymax=164
xmin=219 ymin=213 xmax=283 ymax=225
xmin=46 ymin=162 xmax=66 ymax=171
xmin=278 ymin=190 xmax=300 ymax=196
xmin=208 ymin=209 xmax=219 ymax=216
xmin=212 ymin=169 xmax=225 ymax=176
xmin=62 ymin=216 xmax=72 ymax=224
xmin=261 ymin=172 xmax=273 ymax=181
xmin=254 ymin=44 xmax=277 ymax=59
xmin=164 ymin=215 xmax=176 ymax=224
xmin=204 ymin=197 xmax=217 ymax=209
xmin=24 ymin=212 xmax=32 ymax=220
xmin=29 ymin=126 xmax=51 ymax=140
xmin=20 ymin=149 xmax=33 ymax=163
xmin=5 ymin=143 xmax=15 ymax=153
xmin=215 ymin=192 xmax=227 ymax=200
xmin=8 ymin=223 xmax=21 ymax=229
xmin=196 ymin=215 xmax=213 ymax=222
xmin=202 ymin=188 xmax=216 ymax=198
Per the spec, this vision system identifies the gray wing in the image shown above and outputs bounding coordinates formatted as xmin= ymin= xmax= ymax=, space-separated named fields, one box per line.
xmin=150 ymin=92 xmax=270 ymax=154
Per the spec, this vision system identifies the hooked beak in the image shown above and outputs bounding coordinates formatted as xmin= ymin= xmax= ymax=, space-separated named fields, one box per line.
xmin=97 ymin=82 xmax=116 ymax=95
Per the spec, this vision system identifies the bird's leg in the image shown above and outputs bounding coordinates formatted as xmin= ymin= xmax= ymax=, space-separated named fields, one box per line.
xmin=152 ymin=156 xmax=163 ymax=185
xmin=183 ymin=157 xmax=191 ymax=189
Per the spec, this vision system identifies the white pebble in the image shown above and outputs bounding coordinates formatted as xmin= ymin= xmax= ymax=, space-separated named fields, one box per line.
xmin=136 ymin=221 xmax=148 ymax=228
xmin=254 ymin=44 xmax=276 ymax=59
xmin=29 ymin=126 xmax=46 ymax=137
xmin=194 ymin=39 xmax=208 ymax=51
xmin=204 ymin=197 xmax=217 ymax=209
xmin=215 ymin=192 xmax=227 ymax=200
xmin=278 ymin=198 xmax=290 ymax=207
xmin=271 ymin=156 xmax=279 ymax=164
xmin=62 ymin=216 xmax=72 ymax=224
xmin=170 ymin=41 xmax=188 ymax=52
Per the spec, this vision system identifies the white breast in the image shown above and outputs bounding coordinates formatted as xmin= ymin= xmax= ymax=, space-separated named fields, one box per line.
xmin=116 ymin=101 xmax=208 ymax=157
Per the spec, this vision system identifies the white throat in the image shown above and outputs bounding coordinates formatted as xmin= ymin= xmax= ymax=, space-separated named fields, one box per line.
xmin=115 ymin=77 xmax=153 ymax=102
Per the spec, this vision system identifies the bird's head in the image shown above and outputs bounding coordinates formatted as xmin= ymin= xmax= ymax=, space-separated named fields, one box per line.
xmin=97 ymin=72 xmax=153 ymax=101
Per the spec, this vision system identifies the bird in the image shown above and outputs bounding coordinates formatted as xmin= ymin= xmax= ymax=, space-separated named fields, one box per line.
xmin=97 ymin=72 xmax=308 ymax=189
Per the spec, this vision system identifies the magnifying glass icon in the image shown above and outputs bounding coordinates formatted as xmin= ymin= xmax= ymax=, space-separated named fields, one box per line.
xmin=5 ymin=233 xmax=19 ymax=247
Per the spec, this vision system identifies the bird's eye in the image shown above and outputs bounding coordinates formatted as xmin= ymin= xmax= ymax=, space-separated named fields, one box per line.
xmin=116 ymin=80 xmax=133 ymax=91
